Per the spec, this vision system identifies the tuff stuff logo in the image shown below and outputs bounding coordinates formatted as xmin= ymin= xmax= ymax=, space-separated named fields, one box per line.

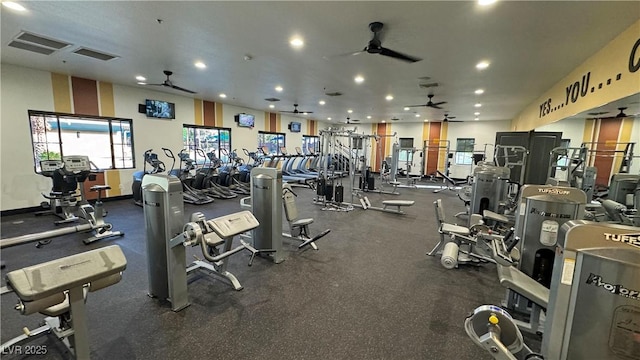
xmin=537 ymin=188 xmax=571 ymax=195
xmin=604 ymin=233 xmax=640 ymax=248
xmin=586 ymin=273 xmax=639 ymax=301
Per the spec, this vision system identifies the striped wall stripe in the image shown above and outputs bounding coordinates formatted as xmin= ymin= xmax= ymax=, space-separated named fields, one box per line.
xmin=98 ymin=82 xmax=115 ymax=117
xmin=438 ymin=121 xmax=448 ymax=172
xmin=215 ymin=101 xmax=223 ymax=127
xmin=71 ymin=77 xmax=99 ymax=115
xmin=51 ymin=73 xmax=72 ymax=113
xmin=307 ymin=119 xmax=317 ymax=135
xmin=194 ymin=99 xmax=203 ymax=125
xmin=593 ymin=118 xmax=622 ymax=185
xmin=203 ymin=100 xmax=216 ymax=126
xmin=422 ymin=122 xmax=430 ymax=175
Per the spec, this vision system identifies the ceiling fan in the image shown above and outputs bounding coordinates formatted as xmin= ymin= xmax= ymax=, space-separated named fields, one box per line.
xmin=616 ymin=107 xmax=628 ymax=118
xmin=442 ymin=114 xmax=463 ymax=123
xmin=147 ymin=70 xmax=196 ymax=94
xmin=405 ymin=94 xmax=447 ymax=109
xmin=280 ymin=104 xmax=313 ymax=114
xmin=334 ymin=21 xmax=422 ymax=63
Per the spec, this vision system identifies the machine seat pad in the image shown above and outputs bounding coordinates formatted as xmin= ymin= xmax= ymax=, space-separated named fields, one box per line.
xmin=483 ymin=210 xmax=509 ymax=224
xmin=441 ymin=223 xmax=470 ymax=235
xmin=497 ymin=264 xmax=549 ymax=308
xmin=389 ymin=181 xmax=401 ymax=186
xmin=90 ymin=185 xmax=111 ymax=191
xmin=382 ymin=200 xmax=415 ymax=206
xmin=6 ymin=245 xmax=127 ymax=301
xmin=292 ymin=218 xmax=314 ymax=227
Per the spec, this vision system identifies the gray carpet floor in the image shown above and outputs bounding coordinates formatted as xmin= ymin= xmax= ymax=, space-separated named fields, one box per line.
xmin=0 ymin=180 xmax=525 ymax=360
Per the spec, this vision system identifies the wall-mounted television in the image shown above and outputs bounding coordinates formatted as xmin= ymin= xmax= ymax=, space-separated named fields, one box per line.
xmin=235 ymin=113 xmax=255 ymax=128
xmin=288 ymin=121 xmax=301 ymax=133
xmin=145 ymin=99 xmax=175 ymax=119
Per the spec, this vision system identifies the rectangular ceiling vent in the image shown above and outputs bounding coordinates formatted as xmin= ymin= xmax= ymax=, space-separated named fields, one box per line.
xmin=8 ymin=41 xmax=56 ymax=55
xmin=419 ymin=82 xmax=439 ymax=89
xmin=264 ymin=98 xmax=280 ymax=102
xmin=8 ymin=31 xmax=72 ymax=55
xmin=73 ymin=47 xmax=119 ymax=61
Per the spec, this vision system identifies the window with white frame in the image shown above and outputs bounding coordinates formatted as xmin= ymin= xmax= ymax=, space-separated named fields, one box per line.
xmin=29 ymin=111 xmax=134 ymax=172
xmin=302 ymin=135 xmax=319 ymax=154
xmin=455 ymin=138 xmax=475 ymax=165
xmin=258 ymin=131 xmax=286 ymax=155
xmin=182 ymin=125 xmax=231 ymax=165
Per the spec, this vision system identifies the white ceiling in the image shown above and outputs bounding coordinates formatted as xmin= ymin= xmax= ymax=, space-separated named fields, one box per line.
xmin=1 ymin=1 xmax=639 ymax=124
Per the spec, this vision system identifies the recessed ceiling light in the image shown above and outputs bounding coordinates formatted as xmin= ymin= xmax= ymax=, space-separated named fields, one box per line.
xmin=275 ymin=86 xmax=283 ymax=92
xmin=478 ymin=0 xmax=497 ymax=5
xmin=347 ymin=109 xmax=353 ymax=114
xmin=269 ymin=104 xmax=275 ymax=109
xmin=475 ymin=117 xmax=479 ymax=120
xmin=476 ymin=61 xmax=490 ymax=70
xmin=219 ymin=93 xmax=227 ymax=98
xmin=319 ymin=100 xmax=326 ymax=105
xmin=385 ymin=95 xmax=394 ymax=101
xmin=135 ymin=75 xmax=146 ymax=81
xmin=137 ymin=82 xmax=147 ymax=85
xmin=403 ymin=107 xmax=410 ymax=111
xmin=194 ymin=61 xmax=206 ymax=69
xmin=424 ymin=119 xmax=428 ymax=122
xmin=289 ymin=36 xmax=304 ymax=48
xmin=415 ymin=114 xmax=420 ymax=117
xmin=366 ymin=115 xmax=372 ymax=119
xmin=474 ymin=112 xmax=480 ymax=115
xmin=474 ymin=103 xmax=482 ymax=108
xmin=2 ymin=2 xmax=26 ymax=11
xmin=475 ymin=89 xmax=485 ymax=95
xmin=354 ymin=75 xmax=365 ymax=83
xmin=381 ymin=120 xmax=386 ymax=123
xmin=303 ymin=112 xmax=308 ymax=115
xmin=327 ymin=117 xmax=332 ymax=120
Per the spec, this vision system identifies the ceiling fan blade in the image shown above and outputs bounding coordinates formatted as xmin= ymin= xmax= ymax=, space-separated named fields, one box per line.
xmin=170 ymin=84 xmax=197 ymax=94
xmin=379 ymin=47 xmax=421 ymax=63
xmin=405 ymin=104 xmax=428 ymax=108
xmin=146 ymin=83 xmax=166 ymax=86
xmin=280 ymin=111 xmax=297 ymax=113
xmin=323 ymin=49 xmax=365 ymax=60
xmin=427 ymin=104 xmax=444 ymax=109
xmin=432 ymin=101 xmax=447 ymax=106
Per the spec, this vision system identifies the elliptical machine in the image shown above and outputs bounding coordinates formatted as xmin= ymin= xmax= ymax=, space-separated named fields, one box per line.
xmin=132 ymin=149 xmax=165 ymax=206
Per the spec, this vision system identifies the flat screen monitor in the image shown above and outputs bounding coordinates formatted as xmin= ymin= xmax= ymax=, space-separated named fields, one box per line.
xmin=236 ymin=113 xmax=255 ymax=128
xmin=145 ymin=99 xmax=175 ymax=119
xmin=289 ymin=122 xmax=301 ymax=133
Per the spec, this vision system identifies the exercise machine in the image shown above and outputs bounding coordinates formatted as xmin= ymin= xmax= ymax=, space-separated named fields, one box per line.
xmin=1 ymin=156 xmax=124 ymax=248
xmin=505 ymin=185 xmax=586 ymax=331
xmin=240 ymin=167 xmax=330 ymax=264
xmin=142 ymin=174 xmax=260 ymax=312
xmin=132 ymin=149 xmax=166 ymax=206
xmin=1 ymin=245 xmax=127 ymax=359
xmin=466 ymin=221 xmax=640 ymax=359
xmin=546 ymin=146 xmax=597 ymax=202
xmin=35 ymin=159 xmax=82 ymax=224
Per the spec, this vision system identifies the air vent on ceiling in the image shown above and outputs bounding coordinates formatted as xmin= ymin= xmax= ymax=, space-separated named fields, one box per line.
xmin=16 ymin=32 xmax=71 ymax=49
xmin=73 ymin=47 xmax=119 ymax=61
xmin=419 ymin=83 xmax=439 ymax=89
xmin=8 ymin=31 xmax=72 ymax=55
xmin=587 ymin=111 xmax=609 ymax=116
xmin=264 ymin=98 xmax=280 ymax=102
xmin=325 ymin=91 xmax=343 ymax=97
xmin=8 ymin=41 xmax=56 ymax=55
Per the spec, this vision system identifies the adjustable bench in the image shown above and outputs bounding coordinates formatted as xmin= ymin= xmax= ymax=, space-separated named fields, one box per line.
xmin=497 ymin=263 xmax=549 ymax=334
xmin=1 ymin=245 xmax=127 ymax=359
xmin=381 ymin=199 xmax=415 ymax=214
